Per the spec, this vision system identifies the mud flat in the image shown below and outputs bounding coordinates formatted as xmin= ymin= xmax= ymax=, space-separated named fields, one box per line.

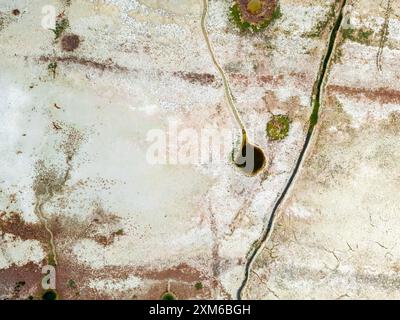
xmin=243 ymin=0 xmax=400 ymax=299
xmin=0 ymin=0 xmax=366 ymax=299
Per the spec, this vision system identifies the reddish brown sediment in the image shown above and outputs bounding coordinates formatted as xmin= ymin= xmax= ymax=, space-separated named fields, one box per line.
xmin=0 ymin=262 xmax=44 ymax=300
xmin=141 ymin=281 xmax=212 ymax=300
xmin=327 ymin=85 xmax=400 ymax=105
xmin=0 ymin=211 xmax=48 ymax=242
xmin=38 ymin=55 xmax=128 ymax=72
xmin=61 ymin=34 xmax=80 ymax=52
xmin=55 ymin=256 xmax=216 ymax=299
xmin=173 ymin=71 xmax=216 ymax=86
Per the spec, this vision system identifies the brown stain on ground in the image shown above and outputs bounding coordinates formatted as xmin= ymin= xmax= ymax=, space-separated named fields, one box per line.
xmin=39 ymin=55 xmax=128 ymax=72
xmin=0 ymin=211 xmax=48 ymax=242
xmin=327 ymin=85 xmax=400 ymax=104
xmin=61 ymin=34 xmax=80 ymax=52
xmin=0 ymin=262 xmax=44 ymax=300
xmin=55 ymin=255 xmax=215 ymax=299
xmin=36 ymin=51 xmax=306 ymax=88
xmin=3 ymin=208 xmax=216 ymax=300
xmin=142 ymin=281 xmax=211 ymax=300
xmin=137 ymin=263 xmax=204 ymax=282
xmin=0 ymin=204 xmax=232 ymax=300
xmin=173 ymin=71 xmax=216 ymax=86
xmin=229 ymin=72 xmax=305 ymax=88
xmin=35 ymin=49 xmax=308 ymax=92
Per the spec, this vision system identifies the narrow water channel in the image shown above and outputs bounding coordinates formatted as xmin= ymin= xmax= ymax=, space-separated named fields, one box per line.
xmin=201 ymin=0 xmax=266 ymax=176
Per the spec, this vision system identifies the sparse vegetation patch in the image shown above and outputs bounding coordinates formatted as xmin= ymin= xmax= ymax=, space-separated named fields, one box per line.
xmin=48 ymin=62 xmax=58 ymax=79
xmin=229 ymin=0 xmax=281 ymax=32
xmin=161 ymin=292 xmax=177 ymax=300
xmin=266 ymin=115 xmax=290 ymax=140
xmin=52 ymin=18 xmax=69 ymax=40
xmin=195 ymin=282 xmax=203 ymax=290
xmin=342 ymin=27 xmax=374 ymax=45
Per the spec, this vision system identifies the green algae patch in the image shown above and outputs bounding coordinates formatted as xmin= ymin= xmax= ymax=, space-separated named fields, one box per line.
xmin=342 ymin=27 xmax=374 ymax=45
xmin=266 ymin=115 xmax=290 ymax=140
xmin=161 ymin=292 xmax=177 ymax=300
xmin=309 ymin=102 xmax=319 ymax=128
xmin=195 ymin=282 xmax=203 ymax=290
xmin=230 ymin=3 xmax=251 ymax=31
xmin=229 ymin=0 xmax=280 ymax=32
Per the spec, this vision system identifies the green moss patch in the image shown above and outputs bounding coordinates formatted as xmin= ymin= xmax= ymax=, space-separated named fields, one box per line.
xmin=52 ymin=18 xmax=69 ymax=40
xmin=333 ymin=27 xmax=375 ymax=64
xmin=342 ymin=27 xmax=374 ymax=45
xmin=67 ymin=279 xmax=77 ymax=289
xmin=230 ymin=3 xmax=251 ymax=31
xmin=194 ymin=282 xmax=203 ymax=290
xmin=266 ymin=115 xmax=290 ymax=140
xmin=161 ymin=292 xmax=177 ymax=300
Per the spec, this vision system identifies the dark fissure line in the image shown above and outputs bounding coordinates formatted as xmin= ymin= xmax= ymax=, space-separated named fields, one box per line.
xmin=237 ymin=0 xmax=348 ymax=300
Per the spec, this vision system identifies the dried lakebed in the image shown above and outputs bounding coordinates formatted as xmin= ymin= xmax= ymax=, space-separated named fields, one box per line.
xmin=1 ymin=0 xmax=399 ymax=300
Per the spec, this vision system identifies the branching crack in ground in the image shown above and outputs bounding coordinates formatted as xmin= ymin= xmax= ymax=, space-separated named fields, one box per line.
xmin=237 ymin=0 xmax=348 ymax=300
xmin=33 ymin=127 xmax=82 ymax=267
xmin=34 ymin=160 xmax=73 ymax=266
